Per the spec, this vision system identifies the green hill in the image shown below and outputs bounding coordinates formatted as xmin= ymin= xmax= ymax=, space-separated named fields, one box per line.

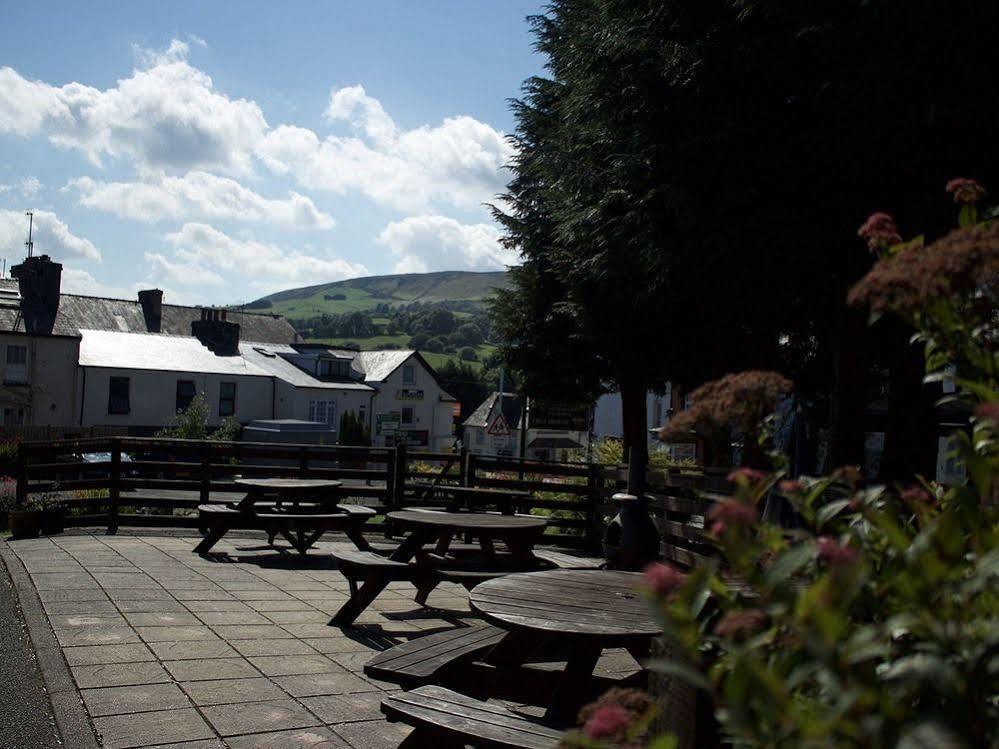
xmin=248 ymin=270 xmax=509 ymax=319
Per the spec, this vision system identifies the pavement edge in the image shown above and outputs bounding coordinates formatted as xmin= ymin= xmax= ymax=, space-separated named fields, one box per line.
xmin=0 ymin=541 xmax=101 ymax=749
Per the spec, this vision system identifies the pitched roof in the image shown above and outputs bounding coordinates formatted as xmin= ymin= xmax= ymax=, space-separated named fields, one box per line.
xmin=239 ymin=343 xmax=373 ymax=391
xmin=332 ymin=349 xmax=415 ymax=383
xmin=0 ymin=281 xmax=299 ymax=343
xmin=464 ymin=392 xmax=523 ymax=429
xmin=79 ymin=330 xmax=272 ymax=376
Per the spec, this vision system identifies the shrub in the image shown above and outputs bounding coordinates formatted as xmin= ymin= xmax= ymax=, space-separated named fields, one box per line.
xmin=459 ymin=346 xmax=479 ymax=362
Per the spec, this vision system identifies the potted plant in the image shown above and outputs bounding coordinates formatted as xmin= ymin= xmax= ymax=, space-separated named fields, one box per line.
xmin=5 ymin=489 xmax=63 ymax=539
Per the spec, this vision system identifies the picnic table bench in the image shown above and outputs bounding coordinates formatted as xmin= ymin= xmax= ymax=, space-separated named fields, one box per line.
xmin=406 ymin=483 xmax=533 ymax=515
xmin=382 ymin=685 xmax=563 ymax=748
xmin=330 ymin=510 xmax=549 ymax=626
xmin=195 ymin=478 xmax=374 ymax=555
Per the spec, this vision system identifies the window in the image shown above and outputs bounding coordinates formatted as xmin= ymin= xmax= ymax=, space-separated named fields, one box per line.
xmin=308 ymin=399 xmax=337 ymax=425
xmin=402 ymin=364 xmax=415 ymax=384
xmin=3 ymin=407 xmax=24 ymax=426
xmin=401 ymin=407 xmax=414 ymax=424
xmin=176 ymin=380 xmax=196 ymax=414
xmin=219 ymin=382 xmax=236 ymax=417
xmin=108 ymin=377 xmax=130 ymax=415
xmin=358 ymin=404 xmax=367 ymax=425
xmin=5 ymin=344 xmax=27 ymax=384
xmin=476 ymin=429 xmax=485 ymax=445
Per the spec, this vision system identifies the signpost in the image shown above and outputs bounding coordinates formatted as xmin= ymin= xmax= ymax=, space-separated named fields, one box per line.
xmin=529 ymin=400 xmax=591 ymax=431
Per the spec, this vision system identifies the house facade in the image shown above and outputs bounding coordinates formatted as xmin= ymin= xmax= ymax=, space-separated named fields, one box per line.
xmin=463 ymin=392 xmax=588 ymax=462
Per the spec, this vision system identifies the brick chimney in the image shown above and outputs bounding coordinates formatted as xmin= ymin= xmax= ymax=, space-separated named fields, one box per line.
xmin=137 ymin=289 xmax=163 ymax=333
xmin=11 ymin=254 xmax=62 ymax=335
xmin=192 ymin=308 xmax=240 ymax=356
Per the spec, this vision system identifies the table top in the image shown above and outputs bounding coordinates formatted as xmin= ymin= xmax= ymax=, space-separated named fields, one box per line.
xmin=409 ymin=483 xmax=532 ymax=497
xmin=234 ymin=478 xmax=342 ymax=491
xmin=387 ymin=509 xmax=547 ymax=533
xmin=470 ymin=569 xmax=661 ymax=638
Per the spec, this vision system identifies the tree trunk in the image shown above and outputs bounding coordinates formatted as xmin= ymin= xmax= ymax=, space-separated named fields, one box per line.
xmin=879 ymin=326 xmax=938 ymax=481
xmin=829 ymin=307 xmax=869 ymax=470
xmin=620 ymin=382 xmax=648 ymax=469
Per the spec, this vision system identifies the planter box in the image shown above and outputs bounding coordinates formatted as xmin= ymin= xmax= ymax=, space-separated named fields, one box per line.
xmin=8 ymin=509 xmax=41 ymax=539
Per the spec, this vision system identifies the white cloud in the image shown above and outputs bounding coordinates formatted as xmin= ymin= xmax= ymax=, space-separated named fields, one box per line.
xmin=377 ymin=214 xmax=516 ymax=273
xmin=0 ymin=41 xmax=268 ymax=174
xmin=0 ymin=184 xmax=10 ymax=194
xmin=61 ymin=268 xmax=136 ymax=298
xmin=19 ymin=176 xmax=41 ymax=198
xmin=258 ymin=85 xmax=512 ymax=212
xmin=160 ymin=222 xmax=367 ymax=292
xmin=145 ymin=251 xmax=225 ymax=286
xmin=69 ymin=172 xmax=334 ymax=230
xmin=0 ymin=209 xmax=101 ymax=261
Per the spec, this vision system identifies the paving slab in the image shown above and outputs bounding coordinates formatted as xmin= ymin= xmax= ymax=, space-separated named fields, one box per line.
xmin=92 ymin=707 xmax=215 ymax=749
xmin=180 ymin=677 xmax=287 ymax=706
xmin=201 ymin=699 xmax=321 ymax=736
xmin=163 ymin=657 xmax=261 ymax=682
xmin=81 ymin=682 xmax=191 ymax=716
xmin=72 ymin=661 xmax=172 ymax=688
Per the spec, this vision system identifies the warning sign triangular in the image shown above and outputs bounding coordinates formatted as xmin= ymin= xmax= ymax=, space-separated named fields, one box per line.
xmin=486 ymin=413 xmax=511 ymax=436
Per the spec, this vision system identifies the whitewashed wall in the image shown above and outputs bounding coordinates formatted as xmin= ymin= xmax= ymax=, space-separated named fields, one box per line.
xmin=0 ymin=334 xmax=80 ymax=426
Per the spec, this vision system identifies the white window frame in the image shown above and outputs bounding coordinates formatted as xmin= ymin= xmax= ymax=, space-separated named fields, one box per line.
xmin=308 ymin=399 xmax=337 ymax=426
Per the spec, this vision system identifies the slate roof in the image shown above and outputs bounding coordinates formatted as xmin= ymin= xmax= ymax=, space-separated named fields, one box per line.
xmin=79 ymin=330 xmax=272 ymax=376
xmin=464 ymin=392 xmax=524 ymax=429
xmin=240 ymin=343 xmax=373 ymax=391
xmin=0 ymin=281 xmax=299 ymax=344
xmin=335 ymin=349 xmax=415 ymax=383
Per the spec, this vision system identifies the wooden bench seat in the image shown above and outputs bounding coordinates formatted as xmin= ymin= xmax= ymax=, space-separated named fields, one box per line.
xmin=382 ymin=685 xmax=563 ymax=748
xmin=364 ymin=624 xmax=506 ymax=686
xmin=532 ymin=549 xmax=605 ymax=570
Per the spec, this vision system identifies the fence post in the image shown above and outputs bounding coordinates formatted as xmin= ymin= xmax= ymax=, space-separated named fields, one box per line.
xmin=394 ymin=443 xmax=407 ymax=507
xmin=457 ymin=446 xmax=468 ymax=485
xmin=199 ymin=442 xmax=211 ymax=507
xmin=585 ymin=462 xmax=601 ymax=552
xmin=108 ymin=438 xmax=120 ymax=535
xmin=15 ymin=442 xmax=27 ymax=509
xmin=465 ymin=452 xmax=476 ymax=488
xmin=299 ymin=446 xmax=309 ymax=478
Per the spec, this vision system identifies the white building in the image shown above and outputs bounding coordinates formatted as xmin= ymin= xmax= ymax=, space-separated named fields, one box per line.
xmin=463 ymin=392 xmax=589 ymax=462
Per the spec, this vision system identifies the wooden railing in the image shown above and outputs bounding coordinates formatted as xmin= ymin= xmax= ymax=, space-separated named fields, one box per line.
xmin=15 ymin=437 xmax=663 ymax=548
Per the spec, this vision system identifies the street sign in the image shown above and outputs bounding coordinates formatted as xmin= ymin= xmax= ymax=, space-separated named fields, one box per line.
xmin=486 ymin=414 xmax=511 ymax=437
xmin=529 ymin=400 xmax=591 ymax=431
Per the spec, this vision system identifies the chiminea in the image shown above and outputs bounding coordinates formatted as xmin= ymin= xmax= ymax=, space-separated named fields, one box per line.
xmin=11 ymin=255 xmax=62 ymax=335
xmin=603 ymin=447 xmax=660 ymax=569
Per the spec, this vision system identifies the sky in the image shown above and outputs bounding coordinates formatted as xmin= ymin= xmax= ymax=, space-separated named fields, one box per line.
xmin=0 ymin=1 xmax=544 ymax=305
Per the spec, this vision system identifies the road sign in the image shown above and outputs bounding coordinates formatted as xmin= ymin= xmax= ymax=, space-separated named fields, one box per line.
xmin=486 ymin=414 xmax=511 ymax=437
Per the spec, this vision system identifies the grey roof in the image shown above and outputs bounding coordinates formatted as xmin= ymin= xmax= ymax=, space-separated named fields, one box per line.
xmin=335 ymin=349 xmax=415 ymax=383
xmin=464 ymin=392 xmax=523 ymax=429
xmin=0 ymin=283 xmax=299 ymax=343
xmin=79 ymin=330 xmax=272 ymax=376
xmin=240 ymin=343 xmax=372 ymax=391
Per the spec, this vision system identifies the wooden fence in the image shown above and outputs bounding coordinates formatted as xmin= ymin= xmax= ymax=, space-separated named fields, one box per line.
xmin=14 ymin=437 xmax=655 ymax=549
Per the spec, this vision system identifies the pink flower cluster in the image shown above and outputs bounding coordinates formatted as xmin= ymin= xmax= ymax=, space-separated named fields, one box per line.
xmin=816 ymin=536 xmax=859 ymax=566
xmin=583 ymin=704 xmax=631 ymax=740
xmin=900 ymin=485 xmax=933 ymax=505
xmin=728 ymin=467 xmax=767 ymax=485
xmin=707 ymin=499 xmax=758 ymax=536
xmin=857 ymin=212 xmax=902 ymax=252
xmin=714 ymin=608 xmax=769 ymax=638
xmin=946 ymin=177 xmax=987 ymax=204
xmin=575 ymin=688 xmax=653 ymax=745
xmin=975 ymin=402 xmax=999 ymax=423
xmin=643 ymin=562 xmax=686 ymax=598
xmin=779 ymin=479 xmax=803 ymax=494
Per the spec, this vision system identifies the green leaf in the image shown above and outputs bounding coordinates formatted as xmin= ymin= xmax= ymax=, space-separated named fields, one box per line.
xmin=646 ymin=657 xmax=713 ymax=693
xmin=896 ymin=720 xmax=965 ymax=749
xmin=816 ymin=499 xmax=853 ymax=528
xmin=764 ymin=543 xmax=814 ymax=588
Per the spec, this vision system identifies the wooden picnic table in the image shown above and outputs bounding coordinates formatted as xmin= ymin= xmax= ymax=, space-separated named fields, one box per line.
xmin=330 ymin=510 xmax=549 ymax=626
xmin=470 ymin=569 xmax=660 ymax=722
xmin=407 ymin=482 xmax=532 ymax=514
xmin=195 ymin=478 xmax=374 ymax=555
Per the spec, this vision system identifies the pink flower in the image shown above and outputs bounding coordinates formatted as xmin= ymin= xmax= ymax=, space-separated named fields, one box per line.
xmin=816 ymin=536 xmax=859 ymax=566
xmin=857 ymin=212 xmax=902 ymax=252
xmin=708 ymin=499 xmax=758 ymax=531
xmin=583 ymin=704 xmax=632 ymax=740
xmin=714 ymin=608 xmax=769 ymax=638
xmin=779 ymin=479 xmax=803 ymax=494
xmin=946 ymin=177 xmax=987 ymax=204
xmin=900 ymin=485 xmax=933 ymax=505
xmin=975 ymin=402 xmax=999 ymax=423
xmin=727 ymin=467 xmax=768 ymax=485
xmin=643 ymin=562 xmax=687 ymax=598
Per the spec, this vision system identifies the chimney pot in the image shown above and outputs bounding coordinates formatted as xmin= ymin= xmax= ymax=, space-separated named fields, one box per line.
xmin=137 ymin=289 xmax=163 ymax=333
xmin=11 ymin=254 xmax=62 ymax=334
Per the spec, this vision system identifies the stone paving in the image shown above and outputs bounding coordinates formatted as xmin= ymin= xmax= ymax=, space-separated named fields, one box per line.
xmin=6 ymin=532 xmax=640 ymax=749
xmin=4 ymin=532 xmax=475 ymax=749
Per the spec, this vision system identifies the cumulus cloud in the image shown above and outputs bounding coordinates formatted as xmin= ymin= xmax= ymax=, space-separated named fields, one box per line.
xmin=0 ymin=209 xmax=101 ymax=261
xmin=159 ymin=222 xmax=367 ymax=291
xmin=145 ymin=251 xmax=225 ymax=286
xmin=0 ymin=41 xmax=268 ymax=174
xmin=258 ymin=85 xmax=512 ymax=212
xmin=69 ymin=172 xmax=334 ymax=230
xmin=61 ymin=268 xmax=137 ymax=298
xmin=377 ymin=214 xmax=517 ymax=273
xmin=19 ymin=176 xmax=41 ymax=198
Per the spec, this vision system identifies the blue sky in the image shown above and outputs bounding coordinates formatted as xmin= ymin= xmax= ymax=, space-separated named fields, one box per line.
xmin=0 ymin=1 xmax=544 ymax=304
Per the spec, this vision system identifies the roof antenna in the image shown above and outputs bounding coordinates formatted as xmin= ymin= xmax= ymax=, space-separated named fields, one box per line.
xmin=25 ymin=211 xmax=34 ymax=258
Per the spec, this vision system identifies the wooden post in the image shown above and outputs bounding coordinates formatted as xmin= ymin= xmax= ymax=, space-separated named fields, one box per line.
xmin=108 ymin=438 xmax=121 ymax=535
xmin=465 ymin=452 xmax=476 ymax=488
xmin=585 ymin=462 xmax=601 ymax=551
xmin=457 ymin=446 xmax=468 ymax=485
xmin=383 ymin=445 xmax=396 ymax=539
xmin=299 ymin=445 xmax=309 ymax=478
xmin=394 ymin=443 xmax=407 ymax=507
xmin=199 ymin=442 xmax=211 ymax=506
xmin=15 ymin=442 xmax=27 ymax=509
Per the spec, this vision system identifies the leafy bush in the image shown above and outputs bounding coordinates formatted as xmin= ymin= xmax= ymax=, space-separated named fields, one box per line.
xmin=563 ymin=181 xmax=999 ymax=748
xmin=459 ymin=346 xmax=479 ymax=361
xmin=156 ymin=394 xmax=241 ymax=442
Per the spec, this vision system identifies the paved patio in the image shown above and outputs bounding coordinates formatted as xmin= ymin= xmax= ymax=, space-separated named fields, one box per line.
xmin=2 ymin=531 xmax=637 ymax=749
